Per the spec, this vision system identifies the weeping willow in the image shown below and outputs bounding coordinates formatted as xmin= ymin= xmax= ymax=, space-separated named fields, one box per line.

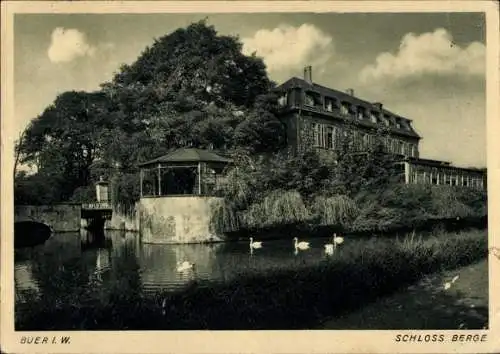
xmin=241 ymin=190 xmax=311 ymax=229
xmin=209 ymin=199 xmax=240 ymax=234
xmin=311 ymin=195 xmax=360 ymax=227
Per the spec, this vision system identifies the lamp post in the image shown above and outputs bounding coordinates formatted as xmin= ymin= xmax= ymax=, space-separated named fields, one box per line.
xmin=95 ymin=177 xmax=110 ymax=205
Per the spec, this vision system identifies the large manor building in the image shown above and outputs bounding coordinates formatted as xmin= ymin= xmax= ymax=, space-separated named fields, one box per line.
xmin=274 ymin=66 xmax=486 ymax=190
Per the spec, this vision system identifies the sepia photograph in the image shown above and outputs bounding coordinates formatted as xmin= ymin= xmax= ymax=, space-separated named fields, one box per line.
xmin=1 ymin=1 xmax=499 ymax=353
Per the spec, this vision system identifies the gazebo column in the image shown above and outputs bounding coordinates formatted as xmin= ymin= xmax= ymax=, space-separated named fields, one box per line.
xmin=157 ymin=164 xmax=162 ymax=196
xmin=140 ymin=169 xmax=144 ymax=197
xmin=198 ymin=162 xmax=202 ymax=195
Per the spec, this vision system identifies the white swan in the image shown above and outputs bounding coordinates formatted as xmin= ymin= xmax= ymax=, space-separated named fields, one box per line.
xmin=333 ymin=234 xmax=344 ymax=246
xmin=176 ymin=261 xmax=195 ymax=272
xmin=294 ymin=237 xmax=310 ymax=251
xmin=332 ymin=233 xmax=344 ymax=248
xmin=249 ymin=237 xmax=263 ymax=249
xmin=325 ymin=233 xmax=344 ymax=253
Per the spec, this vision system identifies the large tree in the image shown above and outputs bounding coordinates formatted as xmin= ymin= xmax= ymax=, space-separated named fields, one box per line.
xmin=97 ymin=20 xmax=281 ymax=169
xmin=16 ymin=20 xmax=285 ymax=204
xmin=18 ymin=91 xmax=109 ymax=201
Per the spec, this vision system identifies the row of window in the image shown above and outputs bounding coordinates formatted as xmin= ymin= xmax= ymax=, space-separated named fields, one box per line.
xmin=410 ymin=170 xmax=484 ymax=188
xmin=309 ymin=123 xmax=418 ymax=157
xmin=298 ymin=91 xmax=411 ymax=131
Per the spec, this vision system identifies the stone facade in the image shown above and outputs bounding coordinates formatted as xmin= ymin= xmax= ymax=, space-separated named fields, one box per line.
xmin=104 ymin=205 xmax=139 ymax=231
xmin=137 ymin=196 xmax=226 ymax=244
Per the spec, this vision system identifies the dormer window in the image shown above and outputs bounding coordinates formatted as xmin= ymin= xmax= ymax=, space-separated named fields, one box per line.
xmin=402 ymin=120 xmax=411 ymax=131
xmin=382 ymin=115 xmax=391 ymax=126
xmin=278 ymin=92 xmax=288 ymax=107
xmin=357 ymin=106 xmax=366 ymax=120
xmin=340 ymin=102 xmax=350 ymax=116
xmin=370 ymin=111 xmax=378 ymax=123
xmin=324 ymin=97 xmax=336 ymax=112
xmin=304 ymin=91 xmax=321 ymax=107
xmin=395 ymin=119 xmax=402 ymax=129
xmin=305 ymin=93 xmax=314 ymax=107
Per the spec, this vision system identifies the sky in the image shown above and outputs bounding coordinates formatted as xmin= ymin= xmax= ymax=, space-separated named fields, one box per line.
xmin=13 ymin=12 xmax=486 ymax=168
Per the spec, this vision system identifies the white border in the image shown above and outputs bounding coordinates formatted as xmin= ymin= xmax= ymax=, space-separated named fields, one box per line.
xmin=1 ymin=2 xmax=499 ymax=353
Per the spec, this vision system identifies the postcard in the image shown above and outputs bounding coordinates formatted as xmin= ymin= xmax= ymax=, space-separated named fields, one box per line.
xmin=1 ymin=1 xmax=499 ymax=353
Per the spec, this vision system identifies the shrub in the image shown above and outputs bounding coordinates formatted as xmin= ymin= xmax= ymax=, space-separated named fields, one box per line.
xmin=210 ymin=199 xmax=240 ymax=234
xmin=110 ymin=172 xmax=141 ymax=210
xmin=241 ymin=190 xmax=310 ymax=229
xmin=310 ymin=195 xmax=359 ymax=227
xmin=429 ymin=185 xmax=475 ymax=219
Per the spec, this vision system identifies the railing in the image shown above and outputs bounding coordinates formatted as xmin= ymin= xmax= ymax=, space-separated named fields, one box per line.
xmin=82 ymin=202 xmax=112 ymax=210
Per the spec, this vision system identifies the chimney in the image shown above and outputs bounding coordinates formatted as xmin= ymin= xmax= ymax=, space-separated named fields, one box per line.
xmin=304 ymin=66 xmax=313 ymax=84
xmin=346 ymin=88 xmax=354 ymax=96
xmin=373 ymin=102 xmax=383 ymax=110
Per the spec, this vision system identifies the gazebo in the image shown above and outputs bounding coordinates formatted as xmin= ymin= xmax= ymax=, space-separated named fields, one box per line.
xmin=137 ymin=148 xmax=232 ymax=197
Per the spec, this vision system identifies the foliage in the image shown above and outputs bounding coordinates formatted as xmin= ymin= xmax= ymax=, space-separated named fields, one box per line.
xmin=309 ymin=195 xmax=359 ymax=227
xmin=18 ymin=91 xmax=109 ymax=201
xmin=69 ymin=185 xmax=97 ymax=204
xmin=14 ymin=172 xmax=66 ymax=205
xmin=232 ymin=93 xmax=287 ymax=154
xmin=214 ymin=163 xmax=257 ymax=210
xmin=110 ymin=172 xmax=141 ymax=210
xmin=429 ymin=186 xmax=475 ymax=219
xmin=240 ymin=190 xmax=310 ymax=229
xmin=331 ymin=124 xmax=401 ymax=197
xmin=15 ymin=20 xmax=282 ymax=205
xmin=210 ymin=199 xmax=240 ymax=234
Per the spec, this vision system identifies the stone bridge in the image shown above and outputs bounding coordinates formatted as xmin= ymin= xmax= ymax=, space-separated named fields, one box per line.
xmin=15 ymin=203 xmax=113 ymax=232
xmin=15 ymin=204 xmax=82 ymax=232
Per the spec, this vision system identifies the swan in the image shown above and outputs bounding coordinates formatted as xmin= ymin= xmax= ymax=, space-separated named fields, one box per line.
xmin=324 ymin=244 xmax=334 ymax=255
xmin=176 ymin=261 xmax=195 ymax=272
xmin=333 ymin=234 xmax=344 ymax=246
xmin=249 ymin=237 xmax=263 ymax=249
xmin=293 ymin=237 xmax=310 ymax=250
xmin=444 ymin=282 xmax=452 ymax=290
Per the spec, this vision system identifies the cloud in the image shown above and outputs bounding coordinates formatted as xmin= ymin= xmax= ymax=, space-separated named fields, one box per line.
xmin=242 ymin=24 xmax=334 ymax=75
xmin=47 ymin=27 xmax=96 ymax=63
xmin=359 ymin=28 xmax=485 ymax=84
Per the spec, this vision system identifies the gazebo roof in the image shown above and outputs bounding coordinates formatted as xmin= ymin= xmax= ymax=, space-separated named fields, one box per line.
xmin=138 ymin=148 xmax=232 ymax=167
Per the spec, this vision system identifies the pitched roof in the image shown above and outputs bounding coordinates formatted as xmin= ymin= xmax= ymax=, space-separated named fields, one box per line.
xmin=138 ymin=148 xmax=232 ymax=167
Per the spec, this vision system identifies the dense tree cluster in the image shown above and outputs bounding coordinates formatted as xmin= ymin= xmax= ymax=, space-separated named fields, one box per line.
xmin=15 ymin=20 xmax=286 ymax=205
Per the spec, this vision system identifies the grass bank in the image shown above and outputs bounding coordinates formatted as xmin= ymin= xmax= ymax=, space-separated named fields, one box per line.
xmin=16 ymin=229 xmax=487 ymax=330
xmin=320 ymin=258 xmax=488 ymax=329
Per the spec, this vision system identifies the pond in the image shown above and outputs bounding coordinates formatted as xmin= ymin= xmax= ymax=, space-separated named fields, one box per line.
xmin=14 ymin=229 xmax=487 ymax=330
xmin=14 ymin=230 xmax=344 ymax=306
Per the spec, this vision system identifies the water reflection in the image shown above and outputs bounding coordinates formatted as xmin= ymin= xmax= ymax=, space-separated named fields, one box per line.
xmin=138 ymin=242 xmax=223 ymax=292
xmin=80 ymin=228 xmax=113 ymax=251
xmin=14 ymin=262 xmax=40 ymax=302
xmin=14 ymin=230 xmax=346 ymax=311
